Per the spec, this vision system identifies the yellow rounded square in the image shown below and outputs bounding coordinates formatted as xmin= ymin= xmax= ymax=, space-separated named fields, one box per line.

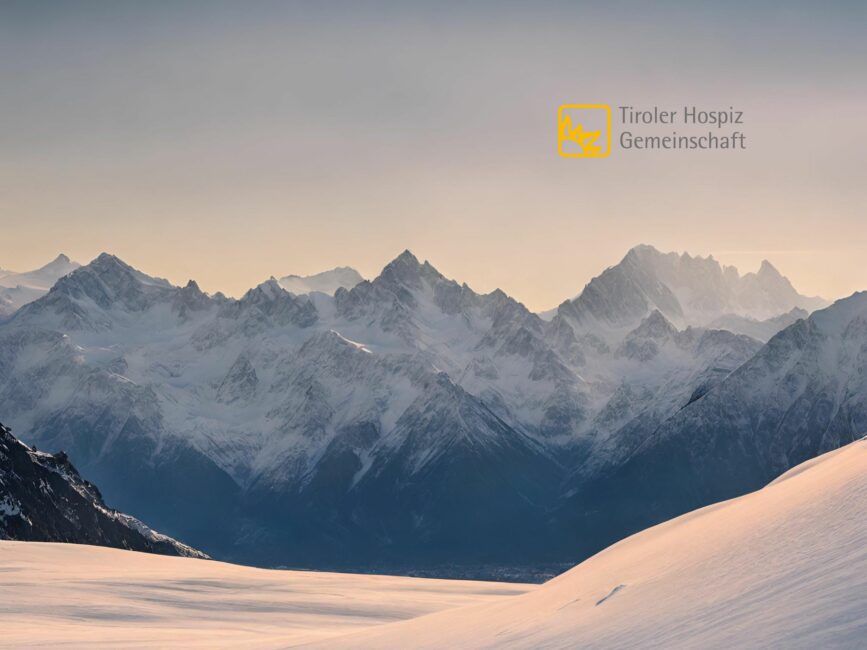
xmin=558 ymin=104 xmax=611 ymax=158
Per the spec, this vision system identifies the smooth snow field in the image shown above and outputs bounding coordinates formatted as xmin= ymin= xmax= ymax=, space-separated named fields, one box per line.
xmin=0 ymin=543 xmax=533 ymax=648
xmin=2 ymin=438 xmax=866 ymax=649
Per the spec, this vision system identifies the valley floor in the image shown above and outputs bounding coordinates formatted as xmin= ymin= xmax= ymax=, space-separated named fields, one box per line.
xmin=3 ymin=438 xmax=866 ymax=649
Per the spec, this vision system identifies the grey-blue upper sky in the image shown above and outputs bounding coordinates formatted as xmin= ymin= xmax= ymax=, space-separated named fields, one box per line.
xmin=1 ymin=1 xmax=865 ymax=308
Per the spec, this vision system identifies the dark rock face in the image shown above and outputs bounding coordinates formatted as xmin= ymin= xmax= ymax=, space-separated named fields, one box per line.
xmin=0 ymin=421 xmax=205 ymax=558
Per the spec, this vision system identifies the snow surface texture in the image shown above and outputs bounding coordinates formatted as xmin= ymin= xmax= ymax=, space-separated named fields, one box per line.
xmin=0 ymin=245 xmax=835 ymax=573
xmin=1 ymin=438 xmax=864 ymax=649
xmin=0 ymin=541 xmax=533 ymax=649
xmin=312 ymin=437 xmax=867 ymax=649
xmin=0 ymin=254 xmax=80 ymax=317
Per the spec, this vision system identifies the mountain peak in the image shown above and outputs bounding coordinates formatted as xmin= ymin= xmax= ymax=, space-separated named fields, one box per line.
xmin=0 ymin=254 xmax=81 ymax=298
xmin=377 ymin=249 xmax=427 ymax=287
xmin=627 ymin=243 xmax=662 ymax=256
xmin=631 ymin=309 xmax=679 ymax=339
xmin=278 ymin=267 xmax=364 ymax=296
xmin=230 ymin=276 xmax=317 ymax=328
xmin=565 ymin=245 xmax=825 ymax=335
xmin=394 ymin=249 xmax=420 ymax=264
xmin=78 ymin=254 xmax=172 ymax=290
xmin=758 ymin=259 xmax=782 ymax=278
xmin=247 ymin=277 xmax=285 ymax=300
xmin=92 ymin=252 xmax=129 ymax=270
xmin=29 ymin=253 xmax=175 ymax=320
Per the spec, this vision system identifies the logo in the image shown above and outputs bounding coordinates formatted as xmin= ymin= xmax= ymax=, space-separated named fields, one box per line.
xmin=558 ymin=104 xmax=611 ymax=158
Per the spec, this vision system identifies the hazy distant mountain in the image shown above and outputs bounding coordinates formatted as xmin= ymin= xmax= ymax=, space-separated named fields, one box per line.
xmin=0 ymin=254 xmax=80 ymax=317
xmin=278 ymin=267 xmax=363 ymax=295
xmin=0 ymin=421 xmax=205 ymax=558
xmin=0 ymin=246 xmax=850 ymax=578
xmin=551 ymin=245 xmax=826 ymax=340
xmin=707 ymin=307 xmax=808 ymax=342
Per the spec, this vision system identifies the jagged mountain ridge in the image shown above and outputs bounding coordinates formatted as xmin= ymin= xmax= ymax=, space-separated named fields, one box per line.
xmin=0 ymin=247 xmax=821 ymax=574
xmin=0 ymin=421 xmax=205 ymax=557
xmin=552 ymin=245 xmax=826 ymax=340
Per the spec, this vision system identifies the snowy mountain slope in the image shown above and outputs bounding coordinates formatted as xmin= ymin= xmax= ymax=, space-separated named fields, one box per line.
xmin=552 ymin=245 xmax=826 ymax=340
xmin=576 ymin=312 xmax=762 ymax=475
xmin=554 ymin=291 xmax=867 ymax=562
xmin=0 ymin=421 xmax=204 ymax=558
xmin=317 ymin=437 xmax=867 ymax=650
xmin=279 ymin=266 xmax=364 ymax=295
xmin=0 ymin=254 xmax=80 ymax=317
xmin=0 ymin=541 xmax=534 ymax=649
xmin=0 ymin=249 xmax=808 ymax=574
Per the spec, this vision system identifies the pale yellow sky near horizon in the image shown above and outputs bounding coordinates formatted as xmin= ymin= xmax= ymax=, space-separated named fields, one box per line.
xmin=1 ymin=2 xmax=865 ymax=311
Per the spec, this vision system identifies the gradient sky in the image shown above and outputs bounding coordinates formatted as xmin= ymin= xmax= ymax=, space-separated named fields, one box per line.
xmin=1 ymin=1 xmax=865 ymax=310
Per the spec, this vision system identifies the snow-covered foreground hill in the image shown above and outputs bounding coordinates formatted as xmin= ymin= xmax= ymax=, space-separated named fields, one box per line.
xmin=0 ymin=540 xmax=533 ymax=649
xmin=2 ymin=438 xmax=864 ymax=649
xmin=314 ymin=437 xmax=867 ymax=649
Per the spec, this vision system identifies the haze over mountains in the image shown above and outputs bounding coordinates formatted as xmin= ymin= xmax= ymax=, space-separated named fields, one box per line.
xmin=278 ymin=266 xmax=364 ymax=296
xmin=0 ymin=254 xmax=80 ymax=317
xmin=549 ymin=244 xmax=826 ymax=333
xmin=0 ymin=244 xmax=854 ymax=578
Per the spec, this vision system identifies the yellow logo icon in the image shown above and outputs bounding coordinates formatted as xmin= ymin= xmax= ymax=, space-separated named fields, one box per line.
xmin=558 ymin=104 xmax=611 ymax=158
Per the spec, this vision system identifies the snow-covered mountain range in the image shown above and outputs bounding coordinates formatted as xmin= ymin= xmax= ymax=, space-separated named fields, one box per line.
xmin=0 ymin=244 xmax=850 ymax=576
xmin=0 ymin=254 xmax=80 ymax=317
xmin=0 ymin=421 xmax=204 ymax=558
